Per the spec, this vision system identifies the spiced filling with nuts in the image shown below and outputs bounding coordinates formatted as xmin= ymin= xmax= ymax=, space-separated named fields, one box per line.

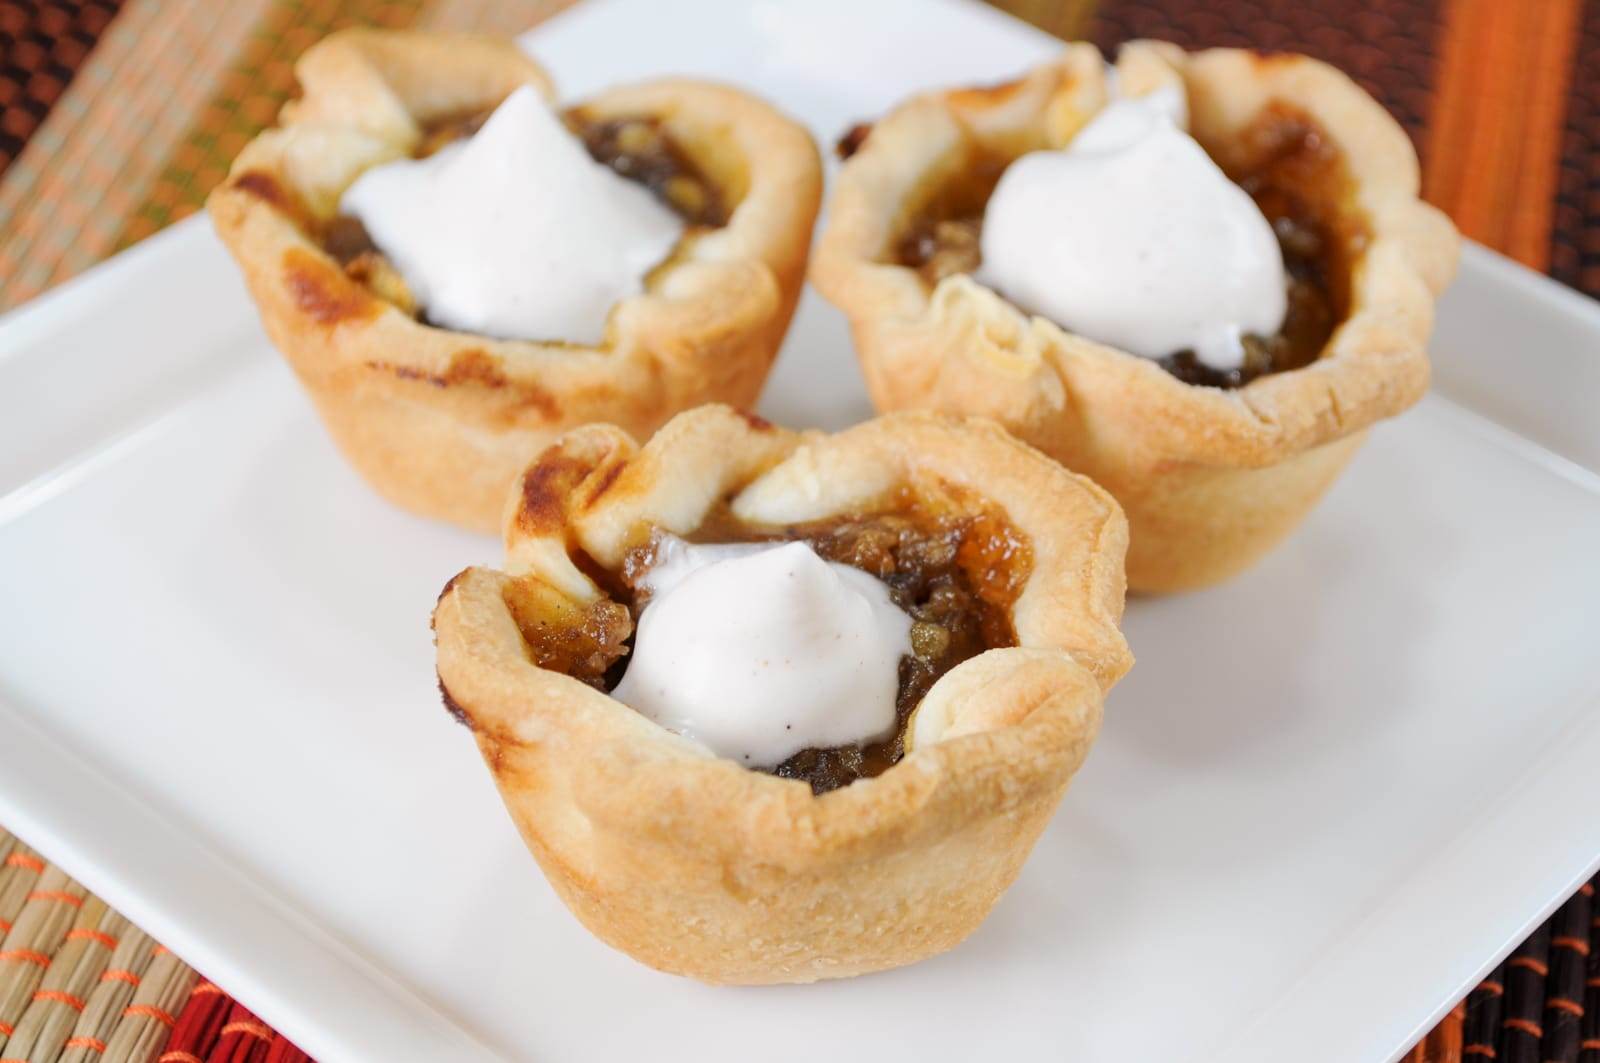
xmin=894 ymin=105 xmax=1363 ymax=389
xmin=320 ymin=108 xmax=727 ymax=320
xmin=502 ymin=489 xmax=1029 ymax=795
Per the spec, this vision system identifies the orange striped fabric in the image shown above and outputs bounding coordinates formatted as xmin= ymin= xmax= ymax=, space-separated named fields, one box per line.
xmin=1424 ymin=0 xmax=1583 ymax=269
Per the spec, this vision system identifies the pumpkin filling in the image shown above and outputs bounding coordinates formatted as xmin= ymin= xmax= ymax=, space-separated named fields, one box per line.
xmin=320 ymin=104 xmax=726 ymax=323
xmin=503 ymin=488 xmax=1029 ymax=795
xmin=895 ymin=104 xmax=1365 ymax=389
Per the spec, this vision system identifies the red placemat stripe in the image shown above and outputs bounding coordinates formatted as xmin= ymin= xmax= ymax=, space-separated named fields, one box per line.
xmin=209 ymin=1003 xmax=273 ymax=1061
xmin=164 ymin=976 xmax=233 ymax=1057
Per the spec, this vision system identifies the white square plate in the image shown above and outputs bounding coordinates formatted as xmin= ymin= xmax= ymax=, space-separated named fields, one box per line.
xmin=2 ymin=1 xmax=1599 ymax=1060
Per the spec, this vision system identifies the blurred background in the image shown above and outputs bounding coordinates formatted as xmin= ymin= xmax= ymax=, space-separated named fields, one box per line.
xmin=0 ymin=0 xmax=1595 ymax=313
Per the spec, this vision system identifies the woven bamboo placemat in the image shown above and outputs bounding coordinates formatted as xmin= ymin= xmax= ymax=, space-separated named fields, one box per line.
xmin=0 ymin=827 xmax=309 ymax=1063
xmin=2 ymin=1 xmax=1598 ymax=1060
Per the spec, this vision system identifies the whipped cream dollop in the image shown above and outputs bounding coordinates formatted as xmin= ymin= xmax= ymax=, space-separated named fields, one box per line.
xmin=339 ymin=86 xmax=682 ymax=345
xmin=611 ymin=537 xmax=914 ymax=767
xmin=977 ymin=83 xmax=1288 ymax=370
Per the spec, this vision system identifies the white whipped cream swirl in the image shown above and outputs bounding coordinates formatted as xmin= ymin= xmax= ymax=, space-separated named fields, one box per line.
xmin=611 ymin=537 xmax=913 ymax=768
xmin=340 ymin=86 xmax=682 ymax=345
xmin=977 ymin=84 xmax=1288 ymax=370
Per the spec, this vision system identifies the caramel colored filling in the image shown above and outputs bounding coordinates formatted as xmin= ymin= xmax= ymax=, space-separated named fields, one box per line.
xmin=895 ymin=105 xmax=1366 ymax=389
xmin=505 ymin=488 xmax=1030 ymax=795
xmin=320 ymin=108 xmax=727 ymax=319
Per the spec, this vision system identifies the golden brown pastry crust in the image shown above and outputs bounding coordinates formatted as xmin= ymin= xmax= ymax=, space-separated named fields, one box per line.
xmin=433 ymin=405 xmax=1132 ymax=984
xmin=811 ymin=42 xmax=1460 ymax=592
xmin=207 ymin=29 xmax=822 ymax=533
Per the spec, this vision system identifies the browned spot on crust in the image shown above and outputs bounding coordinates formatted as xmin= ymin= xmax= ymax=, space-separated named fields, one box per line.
xmin=366 ymin=361 xmax=436 ymax=385
xmin=735 ymin=409 xmax=775 ymax=431
xmin=719 ymin=863 xmax=754 ymax=901
xmin=582 ymin=459 xmax=626 ymax=509
xmin=1246 ymin=51 xmax=1299 ymax=71
xmin=836 ymin=122 xmax=873 ymax=160
xmin=516 ymin=448 xmax=594 ymax=536
xmin=233 ymin=170 xmax=290 ymax=210
xmin=443 ymin=350 xmax=561 ymax=421
xmin=518 ymin=390 xmax=563 ymax=422
xmin=482 ymin=734 xmax=511 ymax=774
xmin=442 ymin=348 xmax=508 ymax=387
xmin=948 ymin=76 xmax=1029 ymax=109
xmin=282 ymin=247 xmax=380 ymax=326
xmin=363 ymin=360 xmax=460 ymax=388
xmin=362 ymin=349 xmax=561 ymax=420
xmin=508 ymin=386 xmax=561 ymax=422
xmin=438 ymin=675 xmax=472 ymax=729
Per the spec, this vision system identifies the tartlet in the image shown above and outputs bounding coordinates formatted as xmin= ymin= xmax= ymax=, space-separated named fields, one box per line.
xmin=208 ymin=29 xmax=822 ymax=533
xmin=812 ymin=41 xmax=1459 ymax=592
xmin=432 ymin=405 xmax=1132 ymax=984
